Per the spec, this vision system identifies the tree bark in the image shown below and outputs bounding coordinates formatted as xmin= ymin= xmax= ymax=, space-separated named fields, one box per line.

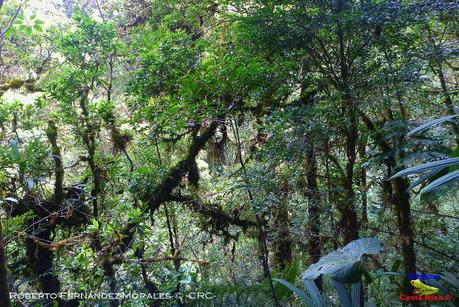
xmin=46 ymin=121 xmax=64 ymax=204
xmin=436 ymin=63 xmax=459 ymax=144
xmin=0 ymin=219 xmax=11 ymax=307
xmin=383 ymin=163 xmax=418 ymax=296
xmin=79 ymin=91 xmax=119 ymax=307
xmin=337 ymin=0 xmax=359 ymax=244
xmin=360 ymin=111 xmax=418 ymax=300
xmin=297 ymin=85 xmax=323 ymax=279
xmin=145 ymin=119 xmax=220 ymax=213
xmin=25 ymin=227 xmax=61 ymax=303
xmin=338 ymin=94 xmax=360 ymax=244
xmin=305 ymin=141 xmax=322 ymax=290
xmin=358 ymin=138 xmax=368 ymax=225
xmin=272 ymin=192 xmax=293 ymax=270
xmin=232 ymin=117 xmax=280 ymax=307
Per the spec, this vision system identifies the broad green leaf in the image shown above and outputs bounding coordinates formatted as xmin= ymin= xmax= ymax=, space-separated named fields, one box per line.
xmin=440 ymin=272 xmax=459 ymax=289
xmin=33 ymin=24 xmax=43 ymax=32
xmin=373 ymin=271 xmax=403 ymax=278
xmin=180 ymin=274 xmax=192 ymax=284
xmin=9 ymin=139 xmax=21 ymax=161
xmin=24 ymin=26 xmax=33 ymax=36
xmin=301 ymin=238 xmax=382 ymax=282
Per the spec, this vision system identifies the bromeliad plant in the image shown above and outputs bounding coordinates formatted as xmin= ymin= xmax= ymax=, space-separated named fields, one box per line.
xmin=275 ymin=238 xmax=382 ymax=307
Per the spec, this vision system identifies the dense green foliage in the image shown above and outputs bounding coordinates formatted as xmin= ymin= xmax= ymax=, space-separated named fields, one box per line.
xmin=0 ymin=0 xmax=458 ymax=306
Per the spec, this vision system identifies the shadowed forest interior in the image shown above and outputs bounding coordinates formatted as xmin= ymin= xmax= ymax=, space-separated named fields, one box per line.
xmin=0 ymin=0 xmax=458 ymax=306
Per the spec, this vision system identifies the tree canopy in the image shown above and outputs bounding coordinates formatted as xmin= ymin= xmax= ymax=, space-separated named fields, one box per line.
xmin=0 ymin=0 xmax=458 ymax=306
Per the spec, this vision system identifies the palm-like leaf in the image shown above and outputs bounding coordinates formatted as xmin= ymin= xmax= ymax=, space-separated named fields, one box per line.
xmin=273 ymin=278 xmax=314 ymax=306
xmin=421 ymin=169 xmax=459 ymax=193
xmin=407 ymin=114 xmax=458 ymax=137
xmin=407 ymin=167 xmax=444 ymax=190
xmin=393 ymin=113 xmax=459 ymax=193
xmin=390 ymin=157 xmax=459 ymax=179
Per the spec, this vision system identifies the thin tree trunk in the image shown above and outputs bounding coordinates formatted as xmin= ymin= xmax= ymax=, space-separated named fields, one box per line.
xmin=425 ymin=27 xmax=459 ymax=143
xmin=79 ymin=91 xmax=119 ymax=307
xmin=46 ymin=120 xmax=64 ymax=204
xmin=360 ymin=111 xmax=418 ymax=302
xmin=25 ymin=227 xmax=61 ymax=300
xmin=342 ymin=94 xmax=360 ymax=244
xmin=305 ymin=141 xmax=322 ymax=290
xmin=436 ymin=63 xmax=459 ymax=143
xmin=231 ymin=117 xmax=280 ymax=307
xmin=383 ymin=163 xmax=418 ymax=297
xmin=23 ymin=121 xmax=71 ymax=306
xmin=337 ymin=0 xmax=359 ymax=244
xmin=0 ymin=219 xmax=11 ymax=307
xmin=324 ymin=138 xmax=338 ymax=250
xmin=337 ymin=0 xmax=362 ymax=300
xmin=358 ymin=138 xmax=368 ymax=225
xmin=272 ymin=189 xmax=293 ymax=270
xmin=164 ymin=205 xmax=184 ymax=306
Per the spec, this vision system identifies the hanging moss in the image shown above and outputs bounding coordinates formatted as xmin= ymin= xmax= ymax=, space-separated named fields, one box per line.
xmin=145 ymin=119 xmax=220 ymax=213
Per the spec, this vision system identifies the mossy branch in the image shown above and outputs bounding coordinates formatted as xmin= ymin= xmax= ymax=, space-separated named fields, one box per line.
xmin=143 ymin=118 xmax=221 ymax=213
xmin=169 ymin=194 xmax=257 ymax=229
xmin=45 ymin=120 xmax=64 ymax=204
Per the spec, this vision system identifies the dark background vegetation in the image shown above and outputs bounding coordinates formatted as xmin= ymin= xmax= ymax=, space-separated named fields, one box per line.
xmin=0 ymin=0 xmax=458 ymax=306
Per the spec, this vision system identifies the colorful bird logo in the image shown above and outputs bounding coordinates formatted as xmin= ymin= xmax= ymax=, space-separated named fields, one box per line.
xmin=411 ymin=279 xmax=439 ymax=296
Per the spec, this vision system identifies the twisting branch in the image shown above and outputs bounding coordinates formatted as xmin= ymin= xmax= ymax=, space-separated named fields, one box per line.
xmin=94 ymin=0 xmax=105 ymax=21
xmin=0 ymin=0 xmax=30 ymax=39
xmin=100 ymin=119 xmax=221 ymax=276
xmin=26 ymin=232 xmax=92 ymax=251
xmin=143 ymin=118 xmax=220 ymax=213
xmin=169 ymin=194 xmax=257 ymax=229
xmin=113 ymin=255 xmax=209 ymax=265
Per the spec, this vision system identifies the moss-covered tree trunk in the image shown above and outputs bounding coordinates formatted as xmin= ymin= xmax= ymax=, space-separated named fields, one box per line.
xmin=272 ymin=193 xmax=293 ymax=270
xmin=358 ymin=138 xmax=368 ymax=225
xmin=337 ymin=0 xmax=359 ymax=244
xmin=383 ymin=164 xmax=418 ymax=297
xmin=361 ymin=111 xmax=418 ymax=301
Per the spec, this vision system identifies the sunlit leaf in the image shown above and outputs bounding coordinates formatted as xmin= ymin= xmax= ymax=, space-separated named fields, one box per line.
xmin=33 ymin=24 xmax=43 ymax=32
